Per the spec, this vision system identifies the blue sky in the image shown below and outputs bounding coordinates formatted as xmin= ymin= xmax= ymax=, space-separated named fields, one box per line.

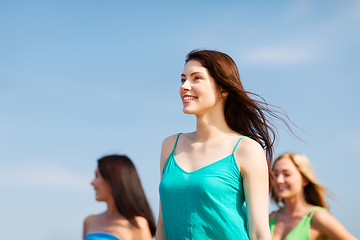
xmin=1 ymin=1 xmax=359 ymax=239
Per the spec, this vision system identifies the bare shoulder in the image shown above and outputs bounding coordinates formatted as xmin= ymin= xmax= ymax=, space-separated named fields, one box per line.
xmin=134 ymin=216 xmax=152 ymax=239
xmin=312 ymin=207 xmax=330 ymax=222
xmin=135 ymin=216 xmax=150 ymax=229
xmin=83 ymin=214 xmax=97 ymax=236
xmin=234 ymin=137 xmax=267 ymax=172
xmin=84 ymin=214 xmax=96 ymax=226
xmin=161 ymin=134 xmax=179 ymax=153
xmin=235 ymin=137 xmax=265 ymax=159
xmin=311 ymin=208 xmax=357 ymax=240
xmin=160 ymin=133 xmax=179 ymax=174
xmin=311 ymin=208 xmax=337 ymax=229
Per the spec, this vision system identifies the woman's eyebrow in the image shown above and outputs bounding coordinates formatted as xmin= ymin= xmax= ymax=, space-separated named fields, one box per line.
xmin=181 ymin=71 xmax=204 ymax=77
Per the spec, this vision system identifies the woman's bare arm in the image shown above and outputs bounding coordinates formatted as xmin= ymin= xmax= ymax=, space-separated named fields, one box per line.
xmin=83 ymin=215 xmax=95 ymax=239
xmin=155 ymin=134 xmax=177 ymax=240
xmin=236 ymin=137 xmax=271 ymax=240
xmin=135 ymin=216 xmax=152 ymax=240
xmin=312 ymin=208 xmax=357 ymax=240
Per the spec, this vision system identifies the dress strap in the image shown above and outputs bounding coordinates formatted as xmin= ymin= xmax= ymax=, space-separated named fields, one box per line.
xmin=232 ymin=136 xmax=244 ymax=155
xmin=307 ymin=206 xmax=321 ymax=219
xmin=172 ymin=133 xmax=182 ymax=153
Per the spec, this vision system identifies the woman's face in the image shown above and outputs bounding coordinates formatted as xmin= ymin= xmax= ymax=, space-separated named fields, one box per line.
xmin=180 ymin=60 xmax=224 ymax=116
xmin=90 ymin=167 xmax=112 ymax=202
xmin=273 ymin=157 xmax=307 ymax=200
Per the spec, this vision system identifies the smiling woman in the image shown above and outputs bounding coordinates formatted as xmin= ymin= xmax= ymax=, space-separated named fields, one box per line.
xmin=270 ymin=152 xmax=356 ymax=240
xmin=179 ymin=61 xmax=222 ymax=116
xmin=155 ymin=49 xmax=289 ymax=240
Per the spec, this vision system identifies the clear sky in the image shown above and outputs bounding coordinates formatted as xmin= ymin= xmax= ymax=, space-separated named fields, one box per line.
xmin=1 ymin=1 xmax=359 ymax=239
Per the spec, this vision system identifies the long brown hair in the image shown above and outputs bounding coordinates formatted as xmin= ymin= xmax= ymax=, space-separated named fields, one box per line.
xmin=186 ymin=49 xmax=286 ymax=187
xmin=98 ymin=155 xmax=156 ymax=236
xmin=270 ymin=152 xmax=329 ymax=208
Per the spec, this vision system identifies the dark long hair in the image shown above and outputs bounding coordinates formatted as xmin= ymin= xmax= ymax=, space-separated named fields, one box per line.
xmin=98 ymin=155 xmax=156 ymax=236
xmin=186 ymin=49 xmax=288 ymax=188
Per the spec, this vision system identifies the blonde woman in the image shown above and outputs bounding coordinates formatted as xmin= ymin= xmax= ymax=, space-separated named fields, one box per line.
xmin=270 ymin=152 xmax=356 ymax=240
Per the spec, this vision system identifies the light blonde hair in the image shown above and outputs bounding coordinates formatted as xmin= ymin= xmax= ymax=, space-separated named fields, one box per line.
xmin=270 ymin=152 xmax=329 ymax=208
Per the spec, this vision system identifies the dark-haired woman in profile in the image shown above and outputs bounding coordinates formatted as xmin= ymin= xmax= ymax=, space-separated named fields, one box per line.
xmin=270 ymin=152 xmax=356 ymax=240
xmin=156 ymin=50 xmax=280 ymax=240
xmin=83 ymin=155 xmax=156 ymax=240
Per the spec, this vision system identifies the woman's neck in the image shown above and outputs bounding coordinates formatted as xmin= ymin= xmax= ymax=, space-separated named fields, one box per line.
xmin=282 ymin=195 xmax=311 ymax=216
xmin=105 ymin=198 xmax=121 ymax=218
xmin=195 ymin=114 xmax=234 ymax=141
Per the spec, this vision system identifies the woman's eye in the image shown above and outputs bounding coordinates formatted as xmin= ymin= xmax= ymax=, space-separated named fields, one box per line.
xmin=194 ymin=76 xmax=202 ymax=80
xmin=181 ymin=78 xmax=186 ymax=84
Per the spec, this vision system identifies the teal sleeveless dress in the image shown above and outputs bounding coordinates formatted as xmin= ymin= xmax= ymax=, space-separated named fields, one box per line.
xmin=84 ymin=232 xmax=120 ymax=240
xmin=159 ymin=134 xmax=249 ymax=240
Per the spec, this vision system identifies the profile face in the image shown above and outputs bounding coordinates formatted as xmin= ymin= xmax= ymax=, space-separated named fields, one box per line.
xmin=180 ymin=60 xmax=223 ymax=116
xmin=273 ymin=158 xmax=307 ymax=200
xmin=90 ymin=167 xmax=112 ymax=202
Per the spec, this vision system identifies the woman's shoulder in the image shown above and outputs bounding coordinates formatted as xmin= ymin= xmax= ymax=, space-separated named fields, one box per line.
xmin=236 ymin=136 xmax=263 ymax=151
xmin=84 ymin=213 xmax=104 ymax=225
xmin=133 ymin=216 xmax=152 ymax=239
xmin=161 ymin=132 xmax=194 ymax=153
xmin=83 ymin=214 xmax=100 ymax=235
xmin=311 ymin=207 xmax=330 ymax=223
xmin=308 ymin=206 xmax=333 ymax=231
xmin=134 ymin=216 xmax=150 ymax=228
xmin=234 ymin=136 xmax=266 ymax=166
xmin=84 ymin=214 xmax=96 ymax=225
xmin=310 ymin=207 xmax=357 ymax=239
xmin=162 ymin=131 xmax=194 ymax=142
xmin=162 ymin=133 xmax=180 ymax=148
xmin=160 ymin=133 xmax=182 ymax=171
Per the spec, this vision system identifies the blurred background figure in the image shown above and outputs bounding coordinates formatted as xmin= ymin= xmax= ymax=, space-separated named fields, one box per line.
xmin=270 ymin=152 xmax=356 ymax=240
xmin=83 ymin=155 xmax=156 ymax=240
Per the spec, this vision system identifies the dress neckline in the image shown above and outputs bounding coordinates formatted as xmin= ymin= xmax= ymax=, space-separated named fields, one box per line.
xmin=170 ymin=133 xmax=244 ymax=174
xmin=172 ymin=150 xmax=233 ymax=174
xmin=85 ymin=232 xmax=120 ymax=240
xmin=271 ymin=206 xmax=319 ymax=239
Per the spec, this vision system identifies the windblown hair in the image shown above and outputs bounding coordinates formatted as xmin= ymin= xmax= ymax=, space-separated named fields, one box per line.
xmin=185 ymin=49 xmax=286 ymax=187
xmin=270 ymin=152 xmax=329 ymax=208
xmin=98 ymin=155 xmax=156 ymax=236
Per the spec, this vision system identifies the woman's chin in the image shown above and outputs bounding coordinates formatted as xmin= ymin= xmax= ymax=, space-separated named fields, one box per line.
xmin=183 ymin=108 xmax=197 ymax=115
xmin=278 ymin=193 xmax=295 ymax=200
xmin=95 ymin=195 xmax=104 ymax=202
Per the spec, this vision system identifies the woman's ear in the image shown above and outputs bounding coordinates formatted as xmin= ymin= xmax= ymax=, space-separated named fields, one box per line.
xmin=302 ymin=176 xmax=309 ymax=187
xmin=220 ymin=90 xmax=228 ymax=99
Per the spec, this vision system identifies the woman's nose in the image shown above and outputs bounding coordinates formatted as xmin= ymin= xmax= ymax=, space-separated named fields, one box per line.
xmin=276 ymin=174 xmax=285 ymax=183
xmin=181 ymin=80 xmax=191 ymax=91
